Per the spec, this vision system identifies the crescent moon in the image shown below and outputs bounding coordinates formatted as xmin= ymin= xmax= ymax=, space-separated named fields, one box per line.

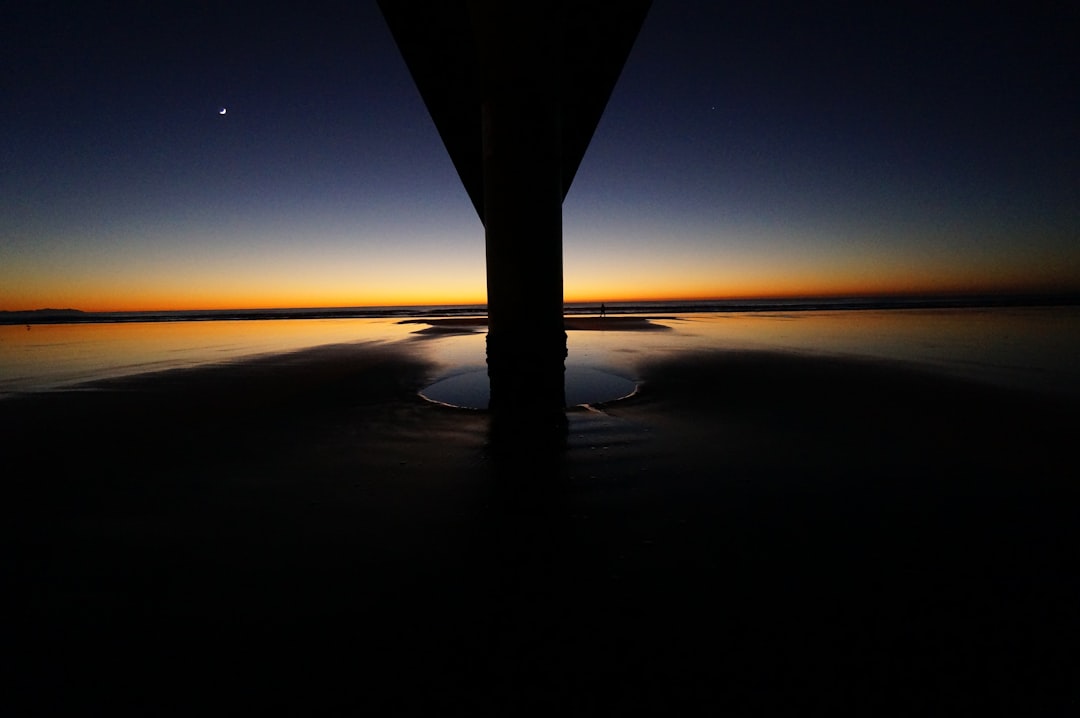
xmin=218 ymin=107 xmax=227 ymax=115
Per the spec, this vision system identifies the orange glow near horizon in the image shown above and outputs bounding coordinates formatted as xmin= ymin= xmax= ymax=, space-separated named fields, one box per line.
xmin=3 ymin=232 xmax=1078 ymax=313
xmin=564 ymin=265 xmax=1080 ymax=306
xmin=0 ymin=286 xmax=491 ymax=314
xmin=5 ymin=274 xmax=1077 ymax=314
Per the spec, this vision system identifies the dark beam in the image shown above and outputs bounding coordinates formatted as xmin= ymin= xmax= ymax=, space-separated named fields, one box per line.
xmin=377 ymin=1 xmax=651 ymax=221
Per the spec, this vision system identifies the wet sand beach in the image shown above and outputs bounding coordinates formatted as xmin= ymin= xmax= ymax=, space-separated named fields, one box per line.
xmin=4 ymin=331 xmax=1078 ymax=714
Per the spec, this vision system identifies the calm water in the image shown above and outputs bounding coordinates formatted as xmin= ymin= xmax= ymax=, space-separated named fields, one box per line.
xmin=2 ymin=307 xmax=1079 ymax=401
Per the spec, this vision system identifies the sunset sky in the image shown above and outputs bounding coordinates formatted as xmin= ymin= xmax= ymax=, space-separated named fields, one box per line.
xmin=2 ymin=1 xmax=1077 ymax=312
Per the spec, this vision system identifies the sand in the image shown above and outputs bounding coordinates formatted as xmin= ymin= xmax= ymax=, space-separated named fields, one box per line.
xmin=401 ymin=314 xmax=672 ymax=334
xmin=4 ymin=338 xmax=1077 ymax=714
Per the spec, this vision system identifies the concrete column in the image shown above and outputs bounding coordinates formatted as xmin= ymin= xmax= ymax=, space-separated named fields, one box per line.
xmin=474 ymin=5 xmax=567 ymax=432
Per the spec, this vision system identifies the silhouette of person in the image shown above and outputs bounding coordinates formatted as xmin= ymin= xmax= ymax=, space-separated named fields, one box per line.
xmin=599 ymin=303 xmax=606 ymax=318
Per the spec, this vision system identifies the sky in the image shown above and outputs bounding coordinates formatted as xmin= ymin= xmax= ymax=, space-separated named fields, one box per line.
xmin=2 ymin=1 xmax=1077 ymax=312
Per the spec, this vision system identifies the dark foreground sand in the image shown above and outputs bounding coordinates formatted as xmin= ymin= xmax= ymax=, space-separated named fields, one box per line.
xmin=4 ymin=339 xmax=1078 ymax=714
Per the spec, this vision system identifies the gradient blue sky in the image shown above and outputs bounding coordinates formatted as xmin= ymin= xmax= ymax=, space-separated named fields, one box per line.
xmin=2 ymin=1 xmax=1077 ymax=311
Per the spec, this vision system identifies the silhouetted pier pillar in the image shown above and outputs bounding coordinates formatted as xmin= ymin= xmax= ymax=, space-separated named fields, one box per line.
xmin=378 ymin=1 xmax=650 ymax=435
xmin=476 ymin=6 xmax=567 ymax=428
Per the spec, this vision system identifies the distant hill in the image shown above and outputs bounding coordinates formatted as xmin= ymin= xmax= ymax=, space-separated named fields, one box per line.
xmin=0 ymin=308 xmax=86 ymax=324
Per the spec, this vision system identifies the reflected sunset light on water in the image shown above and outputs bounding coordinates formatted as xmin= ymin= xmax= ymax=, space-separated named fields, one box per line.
xmin=4 ymin=306 xmax=1078 ymax=400
xmin=0 ymin=318 xmax=419 ymax=394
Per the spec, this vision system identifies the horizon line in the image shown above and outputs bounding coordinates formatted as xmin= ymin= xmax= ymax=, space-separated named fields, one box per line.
xmin=4 ymin=289 xmax=1080 ymax=318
